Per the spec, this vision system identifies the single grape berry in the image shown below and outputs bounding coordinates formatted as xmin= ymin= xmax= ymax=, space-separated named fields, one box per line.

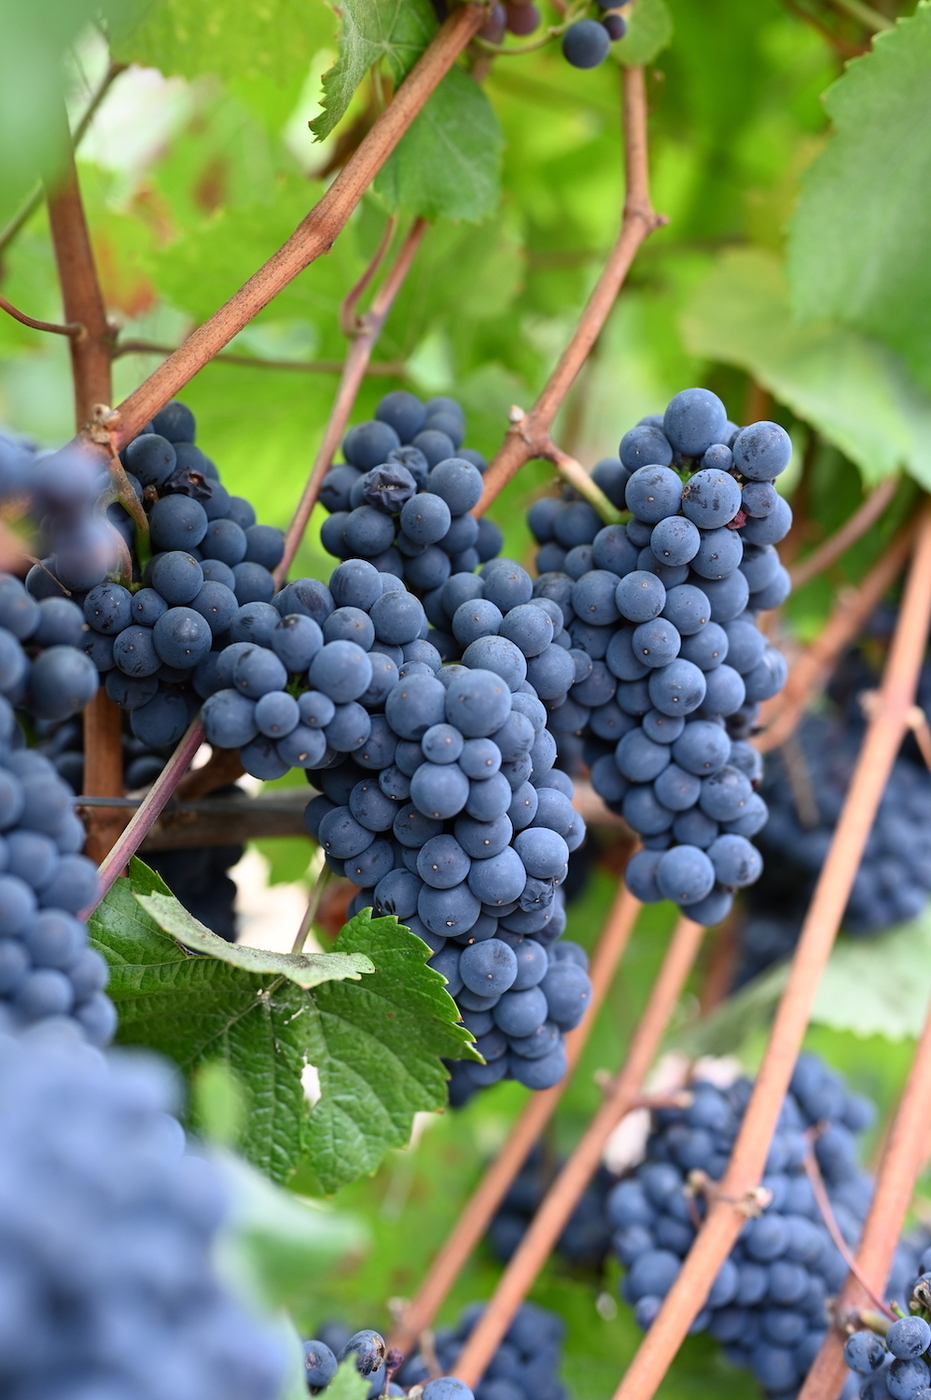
xmin=562 ymin=18 xmax=611 ymax=67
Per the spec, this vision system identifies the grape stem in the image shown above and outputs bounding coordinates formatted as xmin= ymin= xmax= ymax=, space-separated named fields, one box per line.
xmin=275 ymin=216 xmax=429 ymax=585
xmin=801 ymin=1132 xmax=895 ymax=1320
xmin=543 ymin=435 xmax=624 ymax=523
xmin=108 ymin=6 xmax=487 ymax=447
xmin=476 ymin=65 xmax=667 ymax=517
xmin=606 ymin=506 xmax=931 ymax=1400
xmin=388 ymin=880 xmax=642 ymax=1355
xmin=0 ymin=294 xmax=84 ymax=338
xmin=85 ymin=404 xmax=152 ymax=554
xmin=291 ymin=863 xmax=331 ymax=955
xmin=451 ymin=914 xmax=705 ymax=1390
xmin=340 ymin=215 xmax=398 ymax=336
xmin=471 ymin=0 xmax=589 ymax=54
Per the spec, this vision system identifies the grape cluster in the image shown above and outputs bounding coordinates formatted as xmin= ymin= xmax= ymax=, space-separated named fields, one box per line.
xmin=305 ymin=1299 xmax=567 ymax=1400
xmin=30 ymin=400 xmax=287 ymax=752
xmin=845 ymin=1253 xmax=931 ymax=1400
xmin=474 ymin=0 xmax=629 ymax=68
xmin=0 ymin=570 xmax=97 ymax=723
xmin=530 ymin=388 xmax=793 ymax=925
xmin=0 ymin=707 xmax=113 ymax=1043
xmin=736 ymin=713 xmax=931 ymax=984
xmin=609 ymin=1053 xmax=919 ymax=1400
xmin=489 ymin=1137 xmax=615 ymax=1267
xmin=197 ymin=553 xmax=592 ymax=1093
xmin=0 ymin=1023 xmax=284 ymax=1400
xmin=318 ymin=392 xmax=502 ymax=592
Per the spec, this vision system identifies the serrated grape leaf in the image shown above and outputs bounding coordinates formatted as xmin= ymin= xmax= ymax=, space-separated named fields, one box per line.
xmin=682 ymin=248 xmax=931 ymax=489
xmin=90 ymin=872 xmax=314 ymax=1182
xmin=303 ymin=906 xmax=480 ymax=1193
xmin=310 ymin=0 xmax=438 ymax=142
xmin=614 ymin=0 xmax=673 ymax=67
xmin=675 ymin=909 xmax=931 ymax=1059
xmin=114 ymin=0 xmax=334 ymax=86
xmin=90 ymin=863 xmax=475 ymax=1189
xmin=787 ymin=6 xmax=931 ymax=396
xmin=374 ymin=66 xmax=502 ymax=223
xmin=135 ymin=890 xmax=373 ymax=989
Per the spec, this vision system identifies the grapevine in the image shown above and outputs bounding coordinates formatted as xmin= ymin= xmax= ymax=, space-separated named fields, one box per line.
xmin=1 ymin=6 xmax=930 ymax=1400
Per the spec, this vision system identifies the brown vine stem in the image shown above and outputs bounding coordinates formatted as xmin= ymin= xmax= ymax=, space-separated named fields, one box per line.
xmin=0 ymin=294 xmax=83 ymax=338
xmin=475 ymin=65 xmax=665 ymax=517
xmin=112 ymin=7 xmax=485 ymax=447
xmin=453 ymin=915 xmax=706 ymax=1390
xmin=112 ymin=340 xmax=407 ymax=378
xmin=0 ymin=61 xmax=127 ymax=259
xmin=389 ymin=881 xmax=642 ymax=1356
xmin=756 ymin=516 xmax=918 ymax=753
xmin=81 ymin=719 xmax=206 ymax=919
xmin=606 ymin=506 xmax=931 ymax=1400
xmin=340 ymin=215 xmax=398 ymax=334
xmin=44 ymin=128 xmax=123 ymax=864
xmin=789 ymin=477 xmax=899 ymax=590
xmin=275 ymin=217 xmax=429 ymax=585
xmin=799 ymin=992 xmax=931 ymax=1400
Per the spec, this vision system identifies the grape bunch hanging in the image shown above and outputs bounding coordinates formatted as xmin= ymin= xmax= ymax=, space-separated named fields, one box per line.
xmin=27 ymin=399 xmax=288 ymax=752
xmin=606 ymin=1052 xmax=919 ymax=1400
xmin=529 ymin=388 xmax=792 ymax=925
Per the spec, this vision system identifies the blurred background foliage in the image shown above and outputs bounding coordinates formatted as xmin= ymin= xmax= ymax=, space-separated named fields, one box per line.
xmin=2 ymin=1 xmax=930 ymax=1395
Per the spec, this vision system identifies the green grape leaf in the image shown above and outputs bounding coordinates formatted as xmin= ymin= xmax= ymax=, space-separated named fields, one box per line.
xmin=323 ymin=1362 xmax=370 ymax=1400
xmin=89 ymin=862 xmax=474 ymax=1189
xmin=787 ymin=5 xmax=931 ymax=396
xmin=135 ymin=890 xmax=373 ymax=989
xmin=310 ymin=0 xmax=438 ymax=142
xmin=114 ymin=0 xmax=335 ymax=86
xmin=676 ymin=909 xmax=931 ymax=1060
xmin=303 ymin=907 xmax=480 ymax=1193
xmin=614 ymin=0 xmax=673 ymax=67
xmin=682 ymin=248 xmax=931 ymax=489
xmin=374 ymin=66 xmax=503 ymax=223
